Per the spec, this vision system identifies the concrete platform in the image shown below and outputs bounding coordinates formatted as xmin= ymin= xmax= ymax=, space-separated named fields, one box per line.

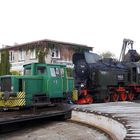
xmin=71 ymin=101 xmax=140 ymax=140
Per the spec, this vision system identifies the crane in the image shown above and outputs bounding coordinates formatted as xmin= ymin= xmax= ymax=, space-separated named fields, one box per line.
xmin=119 ymin=38 xmax=134 ymax=62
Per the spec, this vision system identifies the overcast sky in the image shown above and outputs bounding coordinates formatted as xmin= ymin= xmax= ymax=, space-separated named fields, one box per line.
xmin=0 ymin=0 xmax=140 ymax=58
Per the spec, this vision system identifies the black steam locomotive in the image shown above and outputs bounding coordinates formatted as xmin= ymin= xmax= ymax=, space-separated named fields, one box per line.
xmin=72 ymin=51 xmax=140 ymax=104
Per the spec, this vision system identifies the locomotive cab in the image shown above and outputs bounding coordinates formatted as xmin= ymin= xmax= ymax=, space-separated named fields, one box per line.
xmin=24 ymin=63 xmax=73 ymax=100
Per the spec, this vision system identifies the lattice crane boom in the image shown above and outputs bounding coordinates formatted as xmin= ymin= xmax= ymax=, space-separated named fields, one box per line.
xmin=119 ymin=38 xmax=134 ymax=62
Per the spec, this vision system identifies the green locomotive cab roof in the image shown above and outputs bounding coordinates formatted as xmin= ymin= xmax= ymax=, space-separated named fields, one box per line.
xmin=23 ymin=63 xmax=66 ymax=76
xmin=23 ymin=63 xmax=66 ymax=68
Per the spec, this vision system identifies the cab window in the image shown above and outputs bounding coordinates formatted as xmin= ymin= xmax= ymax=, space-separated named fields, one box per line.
xmin=37 ymin=66 xmax=46 ymax=75
xmin=24 ymin=68 xmax=31 ymax=75
xmin=50 ymin=68 xmax=60 ymax=77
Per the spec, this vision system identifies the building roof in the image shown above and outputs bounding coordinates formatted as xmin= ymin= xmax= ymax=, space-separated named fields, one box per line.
xmin=0 ymin=39 xmax=93 ymax=50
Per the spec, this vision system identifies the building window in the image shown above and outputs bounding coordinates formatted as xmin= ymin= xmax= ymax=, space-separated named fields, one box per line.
xmin=51 ymin=47 xmax=60 ymax=58
xmin=19 ymin=49 xmax=25 ymax=61
xmin=30 ymin=49 xmax=36 ymax=59
xmin=9 ymin=51 xmax=14 ymax=62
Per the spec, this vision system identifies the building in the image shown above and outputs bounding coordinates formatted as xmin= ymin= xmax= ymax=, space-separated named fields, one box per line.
xmin=0 ymin=39 xmax=92 ymax=74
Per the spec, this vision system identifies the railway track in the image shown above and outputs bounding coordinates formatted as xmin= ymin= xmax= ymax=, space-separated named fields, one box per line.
xmin=0 ymin=104 xmax=71 ymax=133
xmin=72 ymin=101 xmax=140 ymax=140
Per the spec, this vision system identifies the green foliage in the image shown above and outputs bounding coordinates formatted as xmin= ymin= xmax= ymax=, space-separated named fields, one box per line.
xmin=23 ymin=42 xmax=53 ymax=63
xmin=0 ymin=50 xmax=11 ymax=75
xmin=100 ymin=51 xmax=115 ymax=59
xmin=66 ymin=67 xmax=73 ymax=77
xmin=11 ymin=70 xmax=21 ymax=75
xmin=38 ymin=50 xmax=46 ymax=63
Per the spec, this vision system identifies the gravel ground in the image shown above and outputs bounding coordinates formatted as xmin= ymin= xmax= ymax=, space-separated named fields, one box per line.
xmin=0 ymin=121 xmax=110 ymax=140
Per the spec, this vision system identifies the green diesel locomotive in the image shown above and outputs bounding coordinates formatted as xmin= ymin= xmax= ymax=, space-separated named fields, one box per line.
xmin=0 ymin=63 xmax=74 ymax=109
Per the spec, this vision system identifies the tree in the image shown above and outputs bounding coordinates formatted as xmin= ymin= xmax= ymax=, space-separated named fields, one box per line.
xmin=100 ymin=51 xmax=115 ymax=59
xmin=11 ymin=70 xmax=21 ymax=75
xmin=38 ymin=50 xmax=46 ymax=63
xmin=0 ymin=50 xmax=11 ymax=75
xmin=66 ymin=67 xmax=73 ymax=77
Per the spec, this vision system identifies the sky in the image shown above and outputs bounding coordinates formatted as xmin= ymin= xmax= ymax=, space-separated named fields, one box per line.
xmin=0 ymin=0 xmax=140 ymax=59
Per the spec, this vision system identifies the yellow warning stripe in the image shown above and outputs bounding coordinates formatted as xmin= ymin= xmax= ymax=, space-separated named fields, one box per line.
xmin=0 ymin=92 xmax=25 ymax=107
xmin=72 ymin=90 xmax=78 ymax=101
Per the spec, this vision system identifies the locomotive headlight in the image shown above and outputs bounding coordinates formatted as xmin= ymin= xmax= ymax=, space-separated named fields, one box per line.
xmin=81 ymin=83 xmax=84 ymax=88
xmin=11 ymin=86 xmax=14 ymax=91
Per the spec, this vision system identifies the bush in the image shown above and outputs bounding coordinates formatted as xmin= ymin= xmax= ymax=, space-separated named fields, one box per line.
xmin=66 ymin=68 xmax=73 ymax=77
xmin=10 ymin=70 xmax=21 ymax=75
